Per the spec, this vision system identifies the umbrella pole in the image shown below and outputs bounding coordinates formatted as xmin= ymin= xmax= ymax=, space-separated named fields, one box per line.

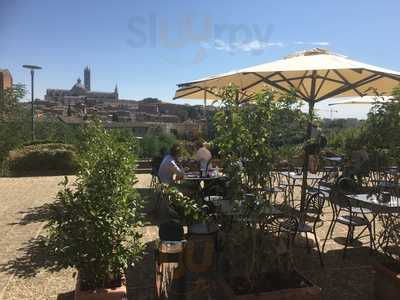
xmin=300 ymin=100 xmax=315 ymax=212
xmin=203 ymin=90 xmax=207 ymax=135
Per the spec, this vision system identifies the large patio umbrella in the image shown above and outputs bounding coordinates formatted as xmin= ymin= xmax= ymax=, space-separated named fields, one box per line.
xmin=328 ymin=96 xmax=390 ymax=106
xmin=174 ymin=48 xmax=400 ymax=208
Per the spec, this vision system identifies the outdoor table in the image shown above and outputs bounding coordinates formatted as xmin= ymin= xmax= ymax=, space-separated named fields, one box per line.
xmin=307 ymin=184 xmax=331 ymax=198
xmin=321 ymin=156 xmax=342 ymax=177
xmin=182 ymin=173 xmax=226 ymax=201
xmin=345 ymin=193 xmax=400 ymax=214
xmin=344 ymin=193 xmax=400 ymax=250
xmin=279 ymin=171 xmax=323 ymax=206
xmin=322 ymin=156 xmax=343 ymax=164
xmin=215 ymin=198 xmax=285 ymax=232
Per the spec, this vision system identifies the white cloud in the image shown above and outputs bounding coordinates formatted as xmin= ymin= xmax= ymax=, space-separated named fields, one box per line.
xmin=310 ymin=41 xmax=330 ymax=46
xmin=234 ymin=40 xmax=284 ymax=52
xmin=294 ymin=41 xmax=330 ymax=46
xmin=202 ymin=39 xmax=284 ymax=53
xmin=201 ymin=40 xmax=330 ymax=53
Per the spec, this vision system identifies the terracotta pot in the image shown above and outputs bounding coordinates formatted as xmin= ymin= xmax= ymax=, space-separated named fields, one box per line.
xmin=374 ymin=263 xmax=400 ymax=300
xmin=216 ymin=273 xmax=321 ymax=300
xmin=74 ymin=272 xmax=127 ymax=300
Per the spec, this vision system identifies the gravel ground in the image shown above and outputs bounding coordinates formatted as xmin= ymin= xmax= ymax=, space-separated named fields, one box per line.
xmin=0 ymin=174 xmax=383 ymax=299
xmin=0 ymin=174 xmax=151 ymax=300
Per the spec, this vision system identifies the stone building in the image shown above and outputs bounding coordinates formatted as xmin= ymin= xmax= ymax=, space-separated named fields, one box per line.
xmin=84 ymin=66 xmax=91 ymax=91
xmin=0 ymin=69 xmax=13 ymax=94
xmin=45 ymin=67 xmax=118 ymax=105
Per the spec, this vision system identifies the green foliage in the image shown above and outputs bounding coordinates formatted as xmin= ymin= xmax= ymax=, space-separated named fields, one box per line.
xmin=212 ymin=86 xmax=306 ymax=190
xmin=46 ymin=122 xmax=144 ymax=290
xmin=0 ymin=83 xmax=81 ymax=173
xmin=327 ymin=88 xmax=400 ymax=165
xmin=35 ymin=119 xmax=83 ymax=145
xmin=212 ymin=86 xmax=303 ymax=287
xmin=0 ymin=85 xmax=26 ymax=121
xmin=138 ymin=133 xmax=176 ymax=158
xmin=362 ymin=90 xmax=400 ymax=163
xmin=378 ymin=214 xmax=400 ymax=261
xmin=0 ymin=117 xmax=82 ymax=174
xmin=222 ymin=222 xmax=294 ymax=292
xmin=326 ymin=126 xmax=364 ymax=155
xmin=6 ymin=143 xmax=78 ymax=175
xmin=163 ymin=185 xmax=207 ymax=224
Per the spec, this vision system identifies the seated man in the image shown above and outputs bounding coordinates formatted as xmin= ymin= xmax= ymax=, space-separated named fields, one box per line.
xmin=158 ymin=144 xmax=185 ymax=184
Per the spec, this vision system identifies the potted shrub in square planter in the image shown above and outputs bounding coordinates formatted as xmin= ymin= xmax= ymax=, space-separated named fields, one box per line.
xmin=374 ymin=262 xmax=400 ymax=300
xmin=217 ymin=218 xmax=321 ymax=300
xmin=212 ymin=87 xmax=321 ymax=299
xmin=374 ymin=213 xmax=400 ymax=300
xmin=46 ymin=122 xmax=145 ymax=300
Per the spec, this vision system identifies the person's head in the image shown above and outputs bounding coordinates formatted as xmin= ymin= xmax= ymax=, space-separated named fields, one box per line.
xmin=169 ymin=143 xmax=181 ymax=158
xmin=195 ymin=140 xmax=204 ymax=149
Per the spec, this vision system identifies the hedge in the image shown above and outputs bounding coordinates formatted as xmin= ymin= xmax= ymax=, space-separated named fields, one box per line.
xmin=6 ymin=143 xmax=78 ymax=176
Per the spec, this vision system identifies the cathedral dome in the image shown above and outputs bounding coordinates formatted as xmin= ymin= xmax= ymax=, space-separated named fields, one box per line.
xmin=70 ymin=78 xmax=87 ymax=95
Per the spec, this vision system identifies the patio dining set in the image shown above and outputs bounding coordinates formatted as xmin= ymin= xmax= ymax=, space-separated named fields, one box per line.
xmin=153 ymin=159 xmax=400 ymax=268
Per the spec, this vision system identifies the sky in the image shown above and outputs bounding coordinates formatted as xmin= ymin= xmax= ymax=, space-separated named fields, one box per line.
xmin=1 ymin=0 xmax=400 ymax=119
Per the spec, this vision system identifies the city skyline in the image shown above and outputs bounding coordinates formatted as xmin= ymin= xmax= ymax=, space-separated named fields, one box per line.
xmin=1 ymin=0 xmax=400 ymax=119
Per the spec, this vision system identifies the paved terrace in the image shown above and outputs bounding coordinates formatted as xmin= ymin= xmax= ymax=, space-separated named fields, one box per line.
xmin=0 ymin=175 xmax=386 ymax=299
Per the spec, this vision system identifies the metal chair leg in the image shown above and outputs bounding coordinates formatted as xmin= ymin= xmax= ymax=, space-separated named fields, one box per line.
xmin=342 ymin=225 xmax=352 ymax=259
xmin=322 ymin=207 xmax=336 ymax=252
xmin=313 ymin=231 xmax=324 ymax=267
xmin=367 ymin=223 xmax=375 ymax=255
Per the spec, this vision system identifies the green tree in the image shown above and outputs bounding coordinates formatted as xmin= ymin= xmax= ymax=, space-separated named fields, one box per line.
xmin=0 ymin=84 xmax=26 ymax=121
xmin=362 ymin=88 xmax=400 ymax=162
xmin=47 ymin=121 xmax=144 ymax=290
xmin=138 ymin=133 xmax=176 ymax=158
xmin=213 ymin=86 xmax=305 ymax=191
xmin=0 ymin=85 xmax=30 ymax=170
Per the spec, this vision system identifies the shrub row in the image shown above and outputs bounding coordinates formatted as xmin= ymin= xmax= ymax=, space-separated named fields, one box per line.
xmin=7 ymin=143 xmax=78 ymax=175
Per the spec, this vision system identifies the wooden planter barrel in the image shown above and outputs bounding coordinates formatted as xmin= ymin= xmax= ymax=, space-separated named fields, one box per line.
xmin=155 ymin=241 xmax=186 ymax=300
xmin=154 ymin=229 xmax=218 ymax=299
xmin=216 ymin=273 xmax=321 ymax=300
xmin=74 ymin=272 xmax=127 ymax=300
xmin=374 ymin=263 xmax=400 ymax=300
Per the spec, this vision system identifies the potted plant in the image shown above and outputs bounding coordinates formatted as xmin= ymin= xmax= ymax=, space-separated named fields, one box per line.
xmin=164 ymin=184 xmax=208 ymax=226
xmin=46 ymin=122 xmax=145 ymax=300
xmin=212 ymin=87 xmax=321 ymax=299
xmin=374 ymin=213 xmax=400 ymax=300
xmin=218 ymin=220 xmax=321 ymax=300
xmin=164 ymin=184 xmax=219 ymax=274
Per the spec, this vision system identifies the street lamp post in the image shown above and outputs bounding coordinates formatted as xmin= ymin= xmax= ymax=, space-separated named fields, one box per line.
xmin=22 ymin=64 xmax=42 ymax=141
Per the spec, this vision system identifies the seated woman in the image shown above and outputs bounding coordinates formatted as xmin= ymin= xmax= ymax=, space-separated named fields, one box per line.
xmin=344 ymin=144 xmax=370 ymax=186
xmin=195 ymin=141 xmax=212 ymax=174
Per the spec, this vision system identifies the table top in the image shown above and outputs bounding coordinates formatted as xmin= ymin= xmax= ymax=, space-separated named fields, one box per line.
xmin=345 ymin=193 xmax=400 ymax=213
xmin=279 ymin=171 xmax=323 ymax=181
xmin=308 ymin=185 xmax=331 ymax=198
xmin=384 ymin=169 xmax=400 ymax=177
xmin=322 ymin=156 xmax=343 ymax=162
xmin=183 ymin=173 xmax=226 ymax=181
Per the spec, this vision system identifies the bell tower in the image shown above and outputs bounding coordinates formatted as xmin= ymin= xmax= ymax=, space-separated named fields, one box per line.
xmin=84 ymin=66 xmax=91 ymax=91
xmin=114 ymin=84 xmax=119 ymax=101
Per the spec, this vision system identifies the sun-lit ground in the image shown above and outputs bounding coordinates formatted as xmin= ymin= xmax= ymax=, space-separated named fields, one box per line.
xmin=0 ymin=175 xmax=386 ymax=299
